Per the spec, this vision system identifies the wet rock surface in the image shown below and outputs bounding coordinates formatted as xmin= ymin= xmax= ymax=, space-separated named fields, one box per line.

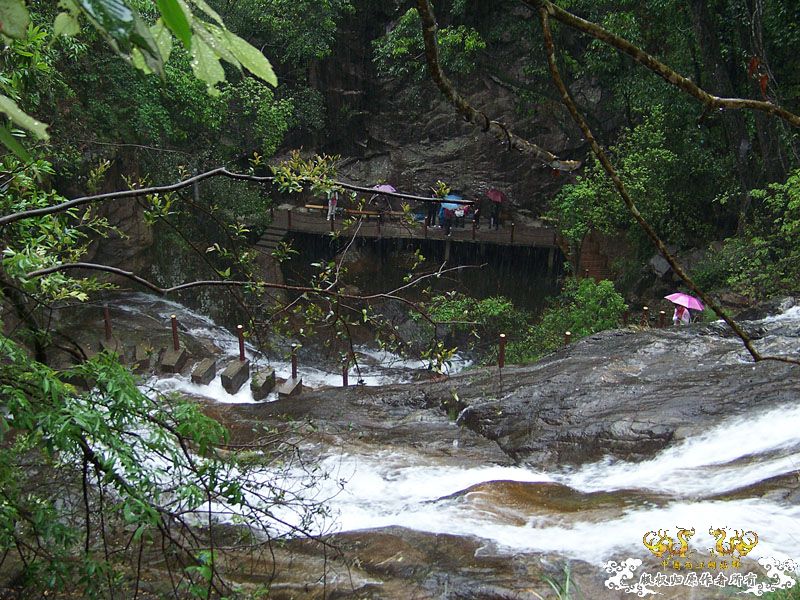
xmin=438 ymin=322 xmax=798 ymax=466
xmin=208 ymin=525 xmax=749 ymax=600
xmin=212 ymin=305 xmax=798 ymax=469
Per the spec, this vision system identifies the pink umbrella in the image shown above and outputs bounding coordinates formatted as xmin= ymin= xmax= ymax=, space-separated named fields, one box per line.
xmin=373 ymin=184 xmax=396 ymax=194
xmin=664 ymin=293 xmax=704 ymax=311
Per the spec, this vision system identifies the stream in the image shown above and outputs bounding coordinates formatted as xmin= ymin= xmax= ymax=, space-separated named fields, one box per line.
xmin=72 ymin=294 xmax=800 ymax=596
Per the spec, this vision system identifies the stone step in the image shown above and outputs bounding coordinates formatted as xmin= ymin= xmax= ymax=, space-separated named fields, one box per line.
xmin=256 ymin=228 xmax=287 ymax=248
xmin=257 ymin=235 xmax=285 ymax=244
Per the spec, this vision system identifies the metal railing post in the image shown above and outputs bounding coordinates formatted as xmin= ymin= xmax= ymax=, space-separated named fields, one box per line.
xmin=237 ymin=325 xmax=245 ymax=361
xmin=171 ymin=315 xmax=179 ymax=351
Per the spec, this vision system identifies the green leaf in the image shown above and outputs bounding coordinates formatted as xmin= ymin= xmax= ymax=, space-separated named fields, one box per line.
xmin=187 ymin=0 xmax=223 ymax=25
xmin=131 ymin=47 xmax=152 ymax=74
xmin=0 ymin=95 xmax=49 ymax=140
xmin=190 ymin=36 xmax=224 ymax=95
xmin=193 ymin=22 xmax=237 ymax=66
xmin=77 ymin=0 xmax=164 ymax=74
xmin=156 ymin=0 xmax=191 ymax=49
xmin=129 ymin=13 xmax=164 ymax=74
xmin=53 ymin=11 xmax=81 ymax=37
xmin=150 ymin=19 xmax=172 ymax=63
xmin=0 ymin=125 xmax=31 ymax=162
xmin=223 ymin=31 xmax=277 ymax=86
xmin=0 ymin=0 xmax=29 ymax=39
xmin=77 ymin=0 xmax=135 ymax=50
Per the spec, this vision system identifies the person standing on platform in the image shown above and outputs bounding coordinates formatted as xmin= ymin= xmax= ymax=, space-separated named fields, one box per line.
xmin=327 ymin=190 xmax=338 ymax=222
xmin=490 ymin=200 xmax=501 ymax=229
xmin=427 ymin=200 xmax=437 ymax=227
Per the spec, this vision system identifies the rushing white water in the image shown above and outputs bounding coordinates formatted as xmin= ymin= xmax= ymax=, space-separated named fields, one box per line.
xmin=114 ymin=292 xmax=471 ymax=402
xmin=297 ymin=405 xmax=800 ymax=564
xmin=125 ymin=293 xmax=800 ymax=567
xmin=560 ymin=401 xmax=800 ymax=496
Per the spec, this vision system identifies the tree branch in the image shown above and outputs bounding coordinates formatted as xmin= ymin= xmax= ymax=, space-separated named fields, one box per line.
xmin=529 ymin=0 xmax=800 ymax=129
xmin=537 ymin=5 xmax=799 ymax=366
xmin=415 ymin=0 xmax=581 ymax=172
xmin=26 ymin=261 xmax=478 ymax=308
xmin=0 ymin=168 xmax=472 ymax=230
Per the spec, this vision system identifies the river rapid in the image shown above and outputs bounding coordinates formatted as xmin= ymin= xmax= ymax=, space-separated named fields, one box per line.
xmin=71 ymin=293 xmax=800 ymax=597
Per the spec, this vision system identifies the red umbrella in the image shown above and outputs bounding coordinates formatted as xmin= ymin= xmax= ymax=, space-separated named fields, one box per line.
xmin=486 ymin=189 xmax=506 ymax=203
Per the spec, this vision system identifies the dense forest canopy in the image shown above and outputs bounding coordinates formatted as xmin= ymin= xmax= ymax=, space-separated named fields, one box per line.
xmin=0 ymin=0 xmax=799 ymax=597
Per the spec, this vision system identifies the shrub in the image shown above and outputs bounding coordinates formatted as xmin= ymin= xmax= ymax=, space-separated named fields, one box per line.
xmin=691 ymin=168 xmax=800 ymax=300
xmin=508 ymin=278 xmax=627 ymax=363
xmin=426 ymin=293 xmax=528 ymax=347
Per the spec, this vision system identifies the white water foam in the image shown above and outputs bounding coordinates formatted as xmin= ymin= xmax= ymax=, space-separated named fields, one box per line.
xmin=559 ymin=402 xmax=800 ymax=497
xmin=124 ymin=293 xmax=799 ymax=565
xmin=267 ymin=399 xmax=800 ymax=563
xmin=119 ymin=292 xmax=472 ymax=401
xmin=262 ymin=448 xmax=800 ymax=565
xmin=760 ymin=304 xmax=800 ymax=323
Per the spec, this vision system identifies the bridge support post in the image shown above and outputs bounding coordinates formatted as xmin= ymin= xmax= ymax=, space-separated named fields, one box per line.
xmin=547 ymin=247 xmax=555 ymax=277
xmin=444 ymin=238 xmax=451 ymax=262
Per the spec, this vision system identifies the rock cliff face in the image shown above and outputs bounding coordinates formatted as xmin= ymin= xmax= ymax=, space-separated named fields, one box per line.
xmin=311 ymin=3 xmax=601 ymax=214
xmin=331 ymin=77 xmax=589 ymax=214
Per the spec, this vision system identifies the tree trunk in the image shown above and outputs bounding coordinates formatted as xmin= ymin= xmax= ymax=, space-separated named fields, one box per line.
xmin=689 ymin=0 xmax=754 ymax=231
xmin=742 ymin=0 xmax=790 ymax=185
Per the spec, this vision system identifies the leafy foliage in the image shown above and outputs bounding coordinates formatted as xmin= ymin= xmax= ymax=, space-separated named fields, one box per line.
xmin=373 ymin=7 xmax=486 ymax=81
xmin=0 ymin=0 xmax=278 ymax=157
xmin=693 ymin=168 xmax=800 ymax=299
xmin=427 ymin=292 xmax=527 ymax=340
xmin=549 ymin=106 xmax=722 ymax=257
xmin=507 ymin=279 xmax=627 ymax=363
xmin=0 ymin=334 xmax=331 ymax=597
xmin=224 ymin=0 xmax=354 ymax=65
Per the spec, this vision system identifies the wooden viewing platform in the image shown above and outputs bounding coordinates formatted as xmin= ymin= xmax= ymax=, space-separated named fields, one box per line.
xmin=262 ymin=204 xmax=560 ymax=249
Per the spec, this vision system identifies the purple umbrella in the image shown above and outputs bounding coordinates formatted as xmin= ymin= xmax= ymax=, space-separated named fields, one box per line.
xmin=373 ymin=184 xmax=396 ymax=194
xmin=665 ymin=293 xmax=704 ymax=311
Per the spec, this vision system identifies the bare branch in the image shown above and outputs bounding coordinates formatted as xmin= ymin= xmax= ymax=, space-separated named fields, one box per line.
xmin=530 ymin=0 xmax=800 ymax=128
xmin=26 ymin=261 xmax=478 ymax=307
xmin=415 ymin=0 xmax=581 ymax=172
xmin=0 ymin=168 xmax=471 ymax=230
